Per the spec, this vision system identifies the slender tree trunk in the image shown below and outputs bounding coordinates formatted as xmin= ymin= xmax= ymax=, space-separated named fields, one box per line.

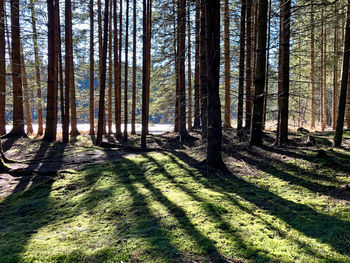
xmin=174 ymin=0 xmax=179 ymax=133
xmin=20 ymin=46 xmax=33 ymax=135
xmin=131 ymin=0 xmax=137 ymax=135
xmin=29 ymin=0 xmax=43 ymax=136
xmin=276 ymin=0 xmax=290 ymax=146
xmin=193 ymin=1 xmax=200 ymax=128
xmin=96 ymin=0 xmax=110 ymax=145
xmin=200 ymin=0 xmax=207 ymax=139
xmin=114 ymin=0 xmax=121 ymax=138
xmin=44 ymin=0 xmax=57 ymax=141
xmin=334 ymin=0 xmax=350 ymax=147
xmin=145 ymin=0 xmax=152 ymax=134
xmin=310 ymin=0 xmax=316 ymax=130
xmin=123 ymin=0 xmax=129 ymax=141
xmin=90 ymin=0 xmax=94 ymax=136
xmin=141 ymin=0 xmax=148 ymax=148
xmin=108 ymin=0 xmax=113 ymax=134
xmin=245 ymin=0 xmax=252 ymax=132
xmin=118 ymin=0 xmax=123 ymax=138
xmin=187 ymin=2 xmax=192 ymax=129
xmin=321 ymin=10 xmax=326 ymax=132
xmin=223 ymin=0 xmax=231 ymax=127
xmin=205 ymin=0 xmax=223 ymax=168
xmin=0 ymin=0 xmax=5 ymax=136
xmin=333 ymin=3 xmax=338 ymax=131
xmin=237 ymin=0 xmax=246 ymax=136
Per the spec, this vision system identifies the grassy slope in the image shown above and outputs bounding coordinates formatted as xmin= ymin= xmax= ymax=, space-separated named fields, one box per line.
xmin=0 ymin=148 xmax=350 ymax=262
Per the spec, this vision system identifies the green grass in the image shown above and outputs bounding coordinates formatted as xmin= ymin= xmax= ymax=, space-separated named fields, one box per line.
xmin=1 ymin=151 xmax=350 ymax=262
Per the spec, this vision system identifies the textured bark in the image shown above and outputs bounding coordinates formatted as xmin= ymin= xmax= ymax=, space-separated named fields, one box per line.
xmin=44 ymin=0 xmax=57 ymax=141
xmin=199 ymin=0 xmax=207 ymax=139
xmin=333 ymin=3 xmax=338 ymax=131
xmin=187 ymin=2 xmax=192 ymax=129
xmin=108 ymin=0 xmax=113 ymax=134
xmin=205 ymin=0 xmax=223 ymax=168
xmin=276 ymin=0 xmax=290 ymax=146
xmin=223 ymin=0 xmax=231 ymax=127
xmin=90 ymin=0 xmax=94 ymax=136
xmin=174 ymin=0 xmax=179 ymax=133
xmin=321 ymin=10 xmax=326 ymax=132
xmin=113 ymin=0 xmax=121 ymax=138
xmin=193 ymin=1 xmax=200 ymax=128
xmin=334 ymin=0 xmax=350 ymax=147
xmin=0 ymin=0 xmax=5 ymax=136
xmin=96 ymin=0 xmax=110 ymax=145
xmin=310 ymin=0 xmax=316 ymax=130
xmin=141 ymin=0 xmax=147 ymax=148
xmin=145 ymin=0 xmax=152 ymax=134
xmin=250 ymin=0 xmax=268 ymax=146
xmin=237 ymin=0 xmax=246 ymax=136
xmin=245 ymin=0 xmax=252 ymax=132
xmin=20 ymin=47 xmax=33 ymax=135
xmin=117 ymin=0 xmax=123 ymax=138
xmin=123 ymin=0 xmax=129 ymax=141
xmin=131 ymin=0 xmax=137 ymax=135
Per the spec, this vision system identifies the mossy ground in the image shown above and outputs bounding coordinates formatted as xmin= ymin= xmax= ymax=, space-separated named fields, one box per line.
xmin=1 ymin=136 xmax=350 ymax=263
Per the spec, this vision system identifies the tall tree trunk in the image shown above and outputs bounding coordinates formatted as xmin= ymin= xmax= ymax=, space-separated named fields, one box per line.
xmin=131 ymin=0 xmax=137 ymax=135
xmin=174 ymin=0 xmax=179 ymax=133
xmin=187 ymin=2 xmax=192 ymax=129
xmin=0 ymin=0 xmax=5 ymax=136
xmin=193 ymin=1 xmax=200 ymax=128
xmin=321 ymin=10 xmax=326 ymax=132
xmin=90 ymin=0 xmax=94 ymax=136
xmin=333 ymin=2 xmax=338 ymax=131
xmin=237 ymin=0 xmax=246 ymax=136
xmin=123 ymin=0 xmax=129 ymax=141
xmin=310 ymin=0 xmax=316 ymax=130
xmin=200 ymin=0 xmax=207 ymax=139
xmin=29 ymin=0 xmax=43 ymax=136
xmin=96 ymin=0 xmax=110 ymax=145
xmin=178 ymin=0 xmax=188 ymax=139
xmin=20 ymin=46 xmax=33 ymax=135
xmin=249 ymin=0 xmax=268 ymax=146
xmin=262 ymin=0 xmax=271 ymax=130
xmin=276 ymin=0 xmax=290 ymax=146
xmin=245 ymin=0 xmax=252 ymax=132
xmin=114 ymin=0 xmax=121 ymax=138
xmin=108 ymin=0 xmax=113 ymax=134
xmin=141 ymin=0 xmax=148 ymax=148
xmin=205 ymin=0 xmax=223 ymax=168
xmin=44 ymin=0 xmax=57 ymax=141
xmin=145 ymin=0 xmax=152 ymax=134
xmin=223 ymin=0 xmax=231 ymax=128
xmin=334 ymin=0 xmax=350 ymax=147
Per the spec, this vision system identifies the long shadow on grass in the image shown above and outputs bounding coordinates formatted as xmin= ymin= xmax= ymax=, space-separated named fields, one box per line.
xmin=172 ymin=151 xmax=350 ymax=259
xmin=0 ymin=142 xmax=66 ymax=262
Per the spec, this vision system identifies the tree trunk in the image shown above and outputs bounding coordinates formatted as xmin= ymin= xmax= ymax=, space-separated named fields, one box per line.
xmin=205 ymin=0 xmax=223 ymax=168
xmin=174 ymin=0 xmax=179 ymax=133
xmin=0 ymin=0 xmax=5 ymax=136
xmin=310 ymin=0 xmax=316 ymax=130
xmin=123 ymin=0 xmax=129 ymax=141
xmin=223 ymin=0 xmax=231 ymax=128
xmin=193 ymin=1 xmax=200 ymax=128
xmin=145 ymin=0 xmax=152 ymax=135
xmin=96 ymin=0 xmax=110 ymax=145
xmin=114 ymin=0 xmax=122 ymax=138
xmin=108 ymin=0 xmax=113 ymax=134
xmin=141 ymin=0 xmax=148 ymax=148
xmin=90 ymin=0 xmax=94 ymax=136
xmin=245 ymin=0 xmax=252 ymax=132
xmin=276 ymin=0 xmax=290 ymax=146
xmin=44 ymin=0 xmax=57 ymax=142
xmin=131 ymin=0 xmax=137 ymax=135
xmin=200 ymin=0 xmax=207 ymax=139
xmin=237 ymin=0 xmax=246 ymax=136
xmin=187 ymin=2 xmax=192 ymax=130
xmin=321 ymin=10 xmax=326 ymax=131
xmin=250 ymin=0 xmax=268 ymax=146
xmin=333 ymin=2 xmax=338 ymax=131
xmin=334 ymin=0 xmax=350 ymax=147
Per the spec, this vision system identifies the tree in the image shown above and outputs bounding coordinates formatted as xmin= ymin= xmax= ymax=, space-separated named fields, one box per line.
xmin=245 ymin=0 xmax=253 ymax=132
xmin=333 ymin=2 xmax=338 ymax=131
xmin=96 ymin=0 xmax=110 ymax=145
xmin=108 ymin=0 xmax=113 ymax=134
xmin=141 ymin=0 xmax=148 ymax=148
xmin=237 ymin=0 xmax=246 ymax=136
xmin=90 ymin=0 xmax=94 ymax=136
xmin=187 ymin=2 xmax=192 ymax=129
xmin=334 ymin=0 xmax=350 ymax=147
xmin=123 ymin=0 xmax=130 ymax=141
xmin=276 ymin=0 xmax=291 ymax=146
xmin=193 ymin=0 xmax=200 ymax=129
xmin=223 ymin=0 xmax=231 ymax=128
xmin=205 ymin=0 xmax=223 ymax=168
xmin=7 ymin=0 xmax=25 ymax=137
xmin=310 ymin=0 xmax=316 ymax=130
xmin=199 ymin=0 xmax=207 ymax=139
xmin=0 ymin=0 xmax=5 ymax=136
xmin=250 ymin=0 xmax=268 ymax=146
xmin=114 ymin=0 xmax=122 ymax=138
xmin=131 ymin=0 xmax=137 ymax=135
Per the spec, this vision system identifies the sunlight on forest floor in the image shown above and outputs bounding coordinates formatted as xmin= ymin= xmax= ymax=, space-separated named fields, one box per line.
xmin=1 ymin=149 xmax=350 ymax=262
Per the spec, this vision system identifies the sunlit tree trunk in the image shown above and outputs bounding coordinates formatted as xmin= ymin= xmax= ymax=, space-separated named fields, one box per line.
xmin=114 ymin=0 xmax=122 ymax=138
xmin=174 ymin=0 xmax=179 ymax=133
xmin=108 ymin=0 xmax=113 ymax=134
xmin=187 ymin=2 xmax=192 ymax=129
xmin=123 ymin=0 xmax=129 ymax=141
xmin=310 ymin=0 xmax=316 ymax=130
xmin=141 ymin=0 xmax=148 ymax=148
xmin=131 ymin=0 xmax=137 ymax=135
xmin=333 ymin=2 xmax=338 ymax=131
xmin=223 ymin=0 xmax=231 ymax=128
xmin=0 ymin=0 xmax=5 ymax=136
xmin=245 ymin=0 xmax=252 ymax=132
xmin=90 ymin=0 xmax=94 ymax=136
xmin=145 ymin=0 xmax=152 ymax=135
xmin=320 ymin=10 xmax=326 ymax=132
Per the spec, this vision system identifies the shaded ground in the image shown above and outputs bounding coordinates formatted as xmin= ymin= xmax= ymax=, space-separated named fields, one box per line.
xmin=0 ymin=129 xmax=350 ymax=262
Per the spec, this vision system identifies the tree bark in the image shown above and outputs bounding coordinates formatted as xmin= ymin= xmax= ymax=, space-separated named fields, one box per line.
xmin=310 ymin=0 xmax=316 ymax=130
xmin=187 ymin=2 xmax=192 ymax=129
xmin=205 ymin=0 xmax=223 ymax=168
xmin=223 ymin=0 xmax=231 ymax=128
xmin=114 ymin=0 xmax=122 ymax=138
xmin=123 ymin=0 xmax=129 ymax=141
xmin=333 ymin=2 xmax=338 ymax=131
xmin=249 ymin=0 xmax=268 ymax=146
xmin=90 ymin=0 xmax=94 ymax=136
xmin=334 ymin=0 xmax=350 ymax=147
xmin=0 ymin=0 xmax=5 ymax=136
xmin=321 ymin=9 xmax=326 ymax=131
xmin=200 ymin=0 xmax=207 ymax=139
xmin=141 ymin=0 xmax=148 ymax=148
xmin=145 ymin=0 xmax=152 ymax=134
xmin=193 ymin=1 xmax=200 ymax=128
xmin=131 ymin=0 xmax=137 ymax=135
xmin=108 ymin=0 xmax=113 ymax=134
xmin=245 ymin=0 xmax=252 ymax=132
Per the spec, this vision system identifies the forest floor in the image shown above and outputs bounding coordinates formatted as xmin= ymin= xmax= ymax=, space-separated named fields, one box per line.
xmin=0 ymin=129 xmax=350 ymax=262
